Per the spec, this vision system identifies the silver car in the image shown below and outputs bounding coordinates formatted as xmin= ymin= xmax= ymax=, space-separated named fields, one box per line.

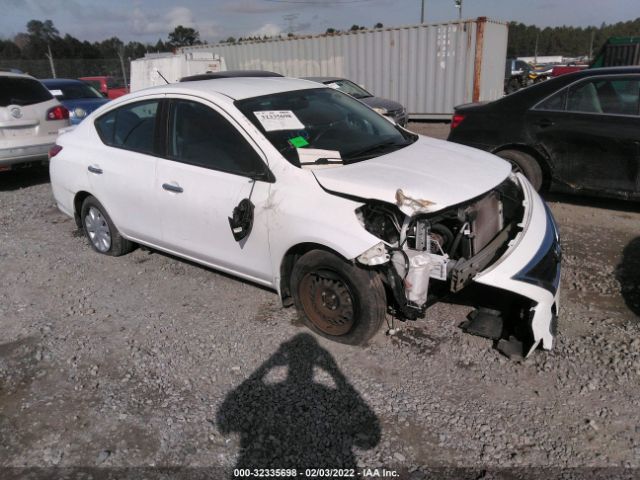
xmin=0 ymin=72 xmax=69 ymax=171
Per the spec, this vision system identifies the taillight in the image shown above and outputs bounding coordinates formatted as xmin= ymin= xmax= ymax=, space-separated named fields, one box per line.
xmin=46 ymin=106 xmax=69 ymax=121
xmin=451 ymin=113 xmax=466 ymax=130
xmin=49 ymin=145 xmax=63 ymax=158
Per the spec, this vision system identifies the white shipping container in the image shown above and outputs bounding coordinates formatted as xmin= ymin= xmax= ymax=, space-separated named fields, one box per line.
xmin=130 ymin=52 xmax=227 ymax=92
xmin=180 ymin=17 xmax=508 ymax=119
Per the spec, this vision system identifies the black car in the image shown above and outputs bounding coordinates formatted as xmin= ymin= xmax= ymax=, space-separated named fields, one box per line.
xmin=448 ymin=67 xmax=640 ymax=200
xmin=303 ymin=77 xmax=408 ymax=126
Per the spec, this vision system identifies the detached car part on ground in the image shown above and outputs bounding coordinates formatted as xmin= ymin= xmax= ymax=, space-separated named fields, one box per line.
xmin=49 ymin=76 xmax=560 ymax=358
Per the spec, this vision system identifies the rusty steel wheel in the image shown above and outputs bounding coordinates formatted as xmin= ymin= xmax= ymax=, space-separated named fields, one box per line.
xmin=291 ymin=250 xmax=387 ymax=345
xmin=298 ymin=270 xmax=357 ymax=336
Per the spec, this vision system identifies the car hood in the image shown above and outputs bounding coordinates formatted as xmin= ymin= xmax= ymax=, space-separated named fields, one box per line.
xmin=359 ymin=96 xmax=403 ymax=112
xmin=312 ymin=136 xmax=511 ymax=215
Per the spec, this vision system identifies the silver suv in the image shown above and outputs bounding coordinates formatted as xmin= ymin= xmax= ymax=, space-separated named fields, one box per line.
xmin=0 ymin=72 xmax=69 ymax=171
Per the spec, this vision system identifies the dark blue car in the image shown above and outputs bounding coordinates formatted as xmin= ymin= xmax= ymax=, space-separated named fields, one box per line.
xmin=42 ymin=78 xmax=110 ymax=125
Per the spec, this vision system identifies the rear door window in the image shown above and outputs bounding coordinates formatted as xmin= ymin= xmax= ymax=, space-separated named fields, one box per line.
xmin=0 ymin=77 xmax=53 ymax=107
xmin=95 ymin=100 xmax=159 ymax=155
xmin=567 ymin=77 xmax=640 ymax=115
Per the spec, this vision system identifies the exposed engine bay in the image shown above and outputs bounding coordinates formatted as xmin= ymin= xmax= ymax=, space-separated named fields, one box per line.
xmin=355 ymin=175 xmax=525 ymax=320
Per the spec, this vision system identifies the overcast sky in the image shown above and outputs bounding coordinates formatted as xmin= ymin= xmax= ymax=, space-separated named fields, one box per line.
xmin=1 ymin=0 xmax=638 ymax=44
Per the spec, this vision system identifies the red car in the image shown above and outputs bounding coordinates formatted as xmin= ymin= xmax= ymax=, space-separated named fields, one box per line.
xmin=79 ymin=76 xmax=128 ymax=99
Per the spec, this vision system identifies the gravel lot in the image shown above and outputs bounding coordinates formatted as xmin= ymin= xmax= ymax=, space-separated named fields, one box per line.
xmin=1 ymin=122 xmax=639 ymax=479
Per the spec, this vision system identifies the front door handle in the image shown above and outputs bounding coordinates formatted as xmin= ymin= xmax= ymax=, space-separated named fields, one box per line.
xmin=534 ymin=118 xmax=555 ymax=128
xmin=88 ymin=165 xmax=103 ymax=174
xmin=162 ymin=183 xmax=184 ymax=193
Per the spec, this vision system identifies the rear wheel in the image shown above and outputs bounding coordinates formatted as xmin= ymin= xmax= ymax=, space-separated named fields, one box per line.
xmin=496 ymin=149 xmax=544 ymax=191
xmin=291 ymin=250 xmax=386 ymax=345
xmin=81 ymin=196 xmax=134 ymax=256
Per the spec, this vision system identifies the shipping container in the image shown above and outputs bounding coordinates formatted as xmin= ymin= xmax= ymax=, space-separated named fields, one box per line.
xmin=180 ymin=17 xmax=508 ymax=120
xmin=130 ymin=52 xmax=227 ymax=92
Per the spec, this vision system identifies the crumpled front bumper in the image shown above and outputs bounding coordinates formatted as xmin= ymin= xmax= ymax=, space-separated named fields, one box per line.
xmin=473 ymin=173 xmax=561 ymax=355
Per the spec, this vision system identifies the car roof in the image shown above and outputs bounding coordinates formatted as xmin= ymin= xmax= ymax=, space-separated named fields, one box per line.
xmin=138 ymin=76 xmax=323 ymax=101
xmin=42 ymin=78 xmax=87 ymax=86
xmin=180 ymin=70 xmax=283 ymax=82
xmin=486 ymin=66 xmax=640 ymax=110
xmin=303 ymin=77 xmax=345 ymax=83
xmin=0 ymin=71 xmax=38 ymax=80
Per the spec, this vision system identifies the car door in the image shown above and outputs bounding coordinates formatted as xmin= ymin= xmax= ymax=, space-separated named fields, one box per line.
xmin=526 ymin=75 xmax=640 ymax=195
xmin=155 ymin=96 xmax=274 ymax=284
xmin=89 ymin=97 xmax=163 ymax=243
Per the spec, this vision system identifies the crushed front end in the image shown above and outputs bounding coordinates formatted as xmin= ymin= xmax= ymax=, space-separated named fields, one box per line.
xmin=355 ymin=173 xmax=561 ymax=357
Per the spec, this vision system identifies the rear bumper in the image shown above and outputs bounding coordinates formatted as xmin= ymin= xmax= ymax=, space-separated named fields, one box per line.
xmin=474 ymin=174 xmax=561 ymax=355
xmin=0 ymin=142 xmax=53 ymax=167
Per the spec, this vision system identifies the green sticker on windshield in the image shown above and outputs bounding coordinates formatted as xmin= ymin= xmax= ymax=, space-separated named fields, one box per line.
xmin=289 ymin=136 xmax=309 ymax=148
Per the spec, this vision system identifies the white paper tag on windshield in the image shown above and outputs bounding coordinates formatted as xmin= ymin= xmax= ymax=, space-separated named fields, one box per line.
xmin=298 ymin=148 xmax=343 ymax=169
xmin=49 ymin=89 xmax=63 ymax=97
xmin=254 ymin=110 xmax=304 ymax=131
xmin=326 ymin=82 xmax=341 ymax=90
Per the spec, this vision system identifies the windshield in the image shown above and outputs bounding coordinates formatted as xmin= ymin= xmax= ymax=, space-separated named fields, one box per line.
xmin=235 ymin=88 xmax=416 ymax=167
xmin=323 ymin=79 xmax=372 ymax=99
xmin=47 ymin=83 xmax=104 ymax=100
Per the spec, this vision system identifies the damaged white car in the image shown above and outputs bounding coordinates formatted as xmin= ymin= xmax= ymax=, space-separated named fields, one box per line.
xmin=49 ymin=76 xmax=561 ymax=357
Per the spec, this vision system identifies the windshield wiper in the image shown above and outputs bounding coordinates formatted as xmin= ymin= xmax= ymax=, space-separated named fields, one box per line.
xmin=343 ymin=140 xmax=409 ymax=161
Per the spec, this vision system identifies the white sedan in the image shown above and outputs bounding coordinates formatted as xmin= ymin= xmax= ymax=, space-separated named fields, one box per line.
xmin=49 ymin=76 xmax=561 ymax=357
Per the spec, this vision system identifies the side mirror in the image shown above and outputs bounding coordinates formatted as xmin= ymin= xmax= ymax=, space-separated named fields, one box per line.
xmin=228 ymin=198 xmax=254 ymax=241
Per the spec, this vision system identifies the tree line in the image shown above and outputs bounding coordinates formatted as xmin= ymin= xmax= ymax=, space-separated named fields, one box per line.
xmin=507 ymin=17 xmax=640 ymax=58
xmin=1 ymin=17 xmax=638 ymax=64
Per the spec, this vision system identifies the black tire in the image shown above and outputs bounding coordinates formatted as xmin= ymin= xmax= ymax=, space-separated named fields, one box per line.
xmin=496 ymin=149 xmax=544 ymax=191
xmin=80 ymin=195 xmax=134 ymax=256
xmin=291 ymin=250 xmax=386 ymax=345
xmin=505 ymin=78 xmax=520 ymax=94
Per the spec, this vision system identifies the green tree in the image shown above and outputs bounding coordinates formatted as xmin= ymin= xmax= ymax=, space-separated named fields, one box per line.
xmin=167 ymin=25 xmax=201 ymax=48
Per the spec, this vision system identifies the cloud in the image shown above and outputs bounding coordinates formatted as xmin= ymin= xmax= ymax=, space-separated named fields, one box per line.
xmin=130 ymin=6 xmax=220 ymax=40
xmin=222 ymin=0 xmax=314 ymax=14
xmin=249 ymin=23 xmax=283 ymax=37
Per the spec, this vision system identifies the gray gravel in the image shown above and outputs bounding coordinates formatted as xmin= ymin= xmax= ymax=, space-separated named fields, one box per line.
xmin=1 ymin=126 xmax=640 ymax=478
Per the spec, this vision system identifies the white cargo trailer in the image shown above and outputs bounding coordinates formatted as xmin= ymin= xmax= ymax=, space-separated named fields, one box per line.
xmin=129 ymin=52 xmax=227 ymax=92
xmin=180 ymin=17 xmax=508 ymax=120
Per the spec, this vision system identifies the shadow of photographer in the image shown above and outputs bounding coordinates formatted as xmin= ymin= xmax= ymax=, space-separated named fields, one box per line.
xmin=216 ymin=333 xmax=380 ymax=474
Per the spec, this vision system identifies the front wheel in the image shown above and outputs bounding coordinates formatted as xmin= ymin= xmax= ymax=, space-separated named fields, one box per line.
xmin=496 ymin=149 xmax=544 ymax=191
xmin=291 ymin=250 xmax=386 ymax=345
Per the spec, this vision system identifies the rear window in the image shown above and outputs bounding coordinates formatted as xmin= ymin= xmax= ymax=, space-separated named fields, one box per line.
xmin=0 ymin=77 xmax=53 ymax=107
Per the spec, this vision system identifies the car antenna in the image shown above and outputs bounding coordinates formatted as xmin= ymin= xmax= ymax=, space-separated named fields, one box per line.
xmin=155 ymin=69 xmax=170 ymax=84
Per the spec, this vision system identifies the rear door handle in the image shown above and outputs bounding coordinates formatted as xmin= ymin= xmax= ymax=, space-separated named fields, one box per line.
xmin=88 ymin=165 xmax=103 ymax=174
xmin=535 ymin=118 xmax=555 ymax=128
xmin=162 ymin=183 xmax=184 ymax=193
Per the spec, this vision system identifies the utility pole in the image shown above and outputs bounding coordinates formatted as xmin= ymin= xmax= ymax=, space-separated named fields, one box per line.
xmin=455 ymin=0 xmax=463 ymax=21
xmin=45 ymin=43 xmax=56 ymax=78
xmin=117 ymin=45 xmax=128 ymax=91
xmin=283 ymin=13 xmax=299 ymax=35
xmin=420 ymin=0 xmax=425 ymax=23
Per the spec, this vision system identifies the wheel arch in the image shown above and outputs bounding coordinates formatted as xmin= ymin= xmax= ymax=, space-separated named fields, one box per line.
xmin=278 ymin=242 xmax=350 ymax=307
xmin=492 ymin=144 xmax=553 ymax=191
xmin=73 ymin=190 xmax=93 ymax=228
